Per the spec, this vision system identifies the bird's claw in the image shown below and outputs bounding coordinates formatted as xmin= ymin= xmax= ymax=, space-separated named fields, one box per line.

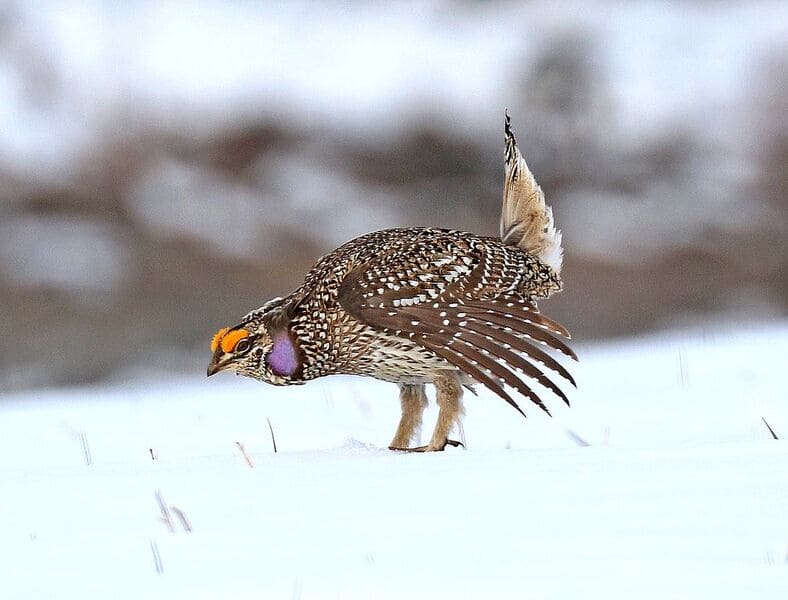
xmin=389 ymin=439 xmax=464 ymax=452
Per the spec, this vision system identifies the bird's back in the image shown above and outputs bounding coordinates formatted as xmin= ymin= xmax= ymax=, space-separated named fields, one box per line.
xmin=286 ymin=227 xmax=563 ymax=384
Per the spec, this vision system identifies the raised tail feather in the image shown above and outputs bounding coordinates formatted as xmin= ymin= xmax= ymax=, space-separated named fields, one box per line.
xmin=501 ymin=111 xmax=563 ymax=274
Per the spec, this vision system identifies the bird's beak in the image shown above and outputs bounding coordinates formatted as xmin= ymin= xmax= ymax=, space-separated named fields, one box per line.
xmin=206 ymin=355 xmax=227 ymax=377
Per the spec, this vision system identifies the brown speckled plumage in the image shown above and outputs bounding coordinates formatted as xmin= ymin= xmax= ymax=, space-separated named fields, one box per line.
xmin=208 ymin=113 xmax=576 ymax=452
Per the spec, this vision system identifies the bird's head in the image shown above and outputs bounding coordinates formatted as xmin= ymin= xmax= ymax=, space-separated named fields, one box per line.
xmin=207 ymin=303 xmax=303 ymax=385
xmin=207 ymin=325 xmax=269 ymax=380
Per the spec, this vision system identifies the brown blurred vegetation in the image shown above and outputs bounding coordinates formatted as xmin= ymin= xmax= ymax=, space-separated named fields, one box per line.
xmin=0 ymin=4 xmax=785 ymax=391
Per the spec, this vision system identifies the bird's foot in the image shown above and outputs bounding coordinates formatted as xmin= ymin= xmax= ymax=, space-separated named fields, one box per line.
xmin=389 ymin=439 xmax=464 ymax=453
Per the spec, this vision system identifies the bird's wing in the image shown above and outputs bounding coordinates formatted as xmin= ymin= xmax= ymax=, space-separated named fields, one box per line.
xmin=337 ymin=242 xmax=576 ymax=417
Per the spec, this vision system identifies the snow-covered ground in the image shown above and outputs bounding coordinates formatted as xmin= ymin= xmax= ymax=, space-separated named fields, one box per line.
xmin=1 ymin=323 xmax=787 ymax=599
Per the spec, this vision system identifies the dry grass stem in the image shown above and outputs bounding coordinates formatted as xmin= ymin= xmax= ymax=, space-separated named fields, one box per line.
xmin=566 ymin=429 xmax=590 ymax=447
xmin=267 ymin=417 xmax=278 ymax=453
xmin=235 ymin=441 xmax=255 ymax=468
xmin=155 ymin=491 xmax=175 ymax=533
xmin=762 ymin=417 xmax=779 ymax=440
xmin=171 ymin=506 xmax=192 ymax=533
xmin=150 ymin=539 xmax=163 ymax=574
xmin=79 ymin=432 xmax=92 ymax=466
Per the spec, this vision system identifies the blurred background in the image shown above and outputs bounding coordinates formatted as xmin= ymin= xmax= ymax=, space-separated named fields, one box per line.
xmin=1 ymin=0 xmax=785 ymax=392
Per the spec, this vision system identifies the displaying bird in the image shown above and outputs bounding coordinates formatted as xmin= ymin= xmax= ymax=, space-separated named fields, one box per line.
xmin=208 ymin=112 xmax=576 ymax=452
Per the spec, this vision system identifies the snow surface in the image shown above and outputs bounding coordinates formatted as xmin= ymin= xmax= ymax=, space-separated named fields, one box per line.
xmin=1 ymin=324 xmax=787 ymax=599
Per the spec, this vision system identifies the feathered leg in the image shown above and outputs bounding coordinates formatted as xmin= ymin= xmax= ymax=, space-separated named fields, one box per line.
xmin=390 ymin=373 xmax=465 ymax=452
xmin=427 ymin=372 xmax=465 ymax=451
xmin=388 ymin=383 xmax=428 ymax=450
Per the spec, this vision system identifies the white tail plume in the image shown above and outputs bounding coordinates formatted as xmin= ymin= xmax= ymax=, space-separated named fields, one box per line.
xmin=500 ymin=111 xmax=563 ymax=274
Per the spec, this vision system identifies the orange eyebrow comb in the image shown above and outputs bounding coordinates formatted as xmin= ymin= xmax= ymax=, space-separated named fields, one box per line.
xmin=211 ymin=328 xmax=250 ymax=353
xmin=211 ymin=328 xmax=228 ymax=353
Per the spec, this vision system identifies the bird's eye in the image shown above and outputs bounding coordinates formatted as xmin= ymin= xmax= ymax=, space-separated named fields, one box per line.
xmin=234 ymin=338 xmax=251 ymax=353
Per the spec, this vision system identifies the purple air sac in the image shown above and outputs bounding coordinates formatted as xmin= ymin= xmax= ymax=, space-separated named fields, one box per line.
xmin=266 ymin=334 xmax=300 ymax=376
